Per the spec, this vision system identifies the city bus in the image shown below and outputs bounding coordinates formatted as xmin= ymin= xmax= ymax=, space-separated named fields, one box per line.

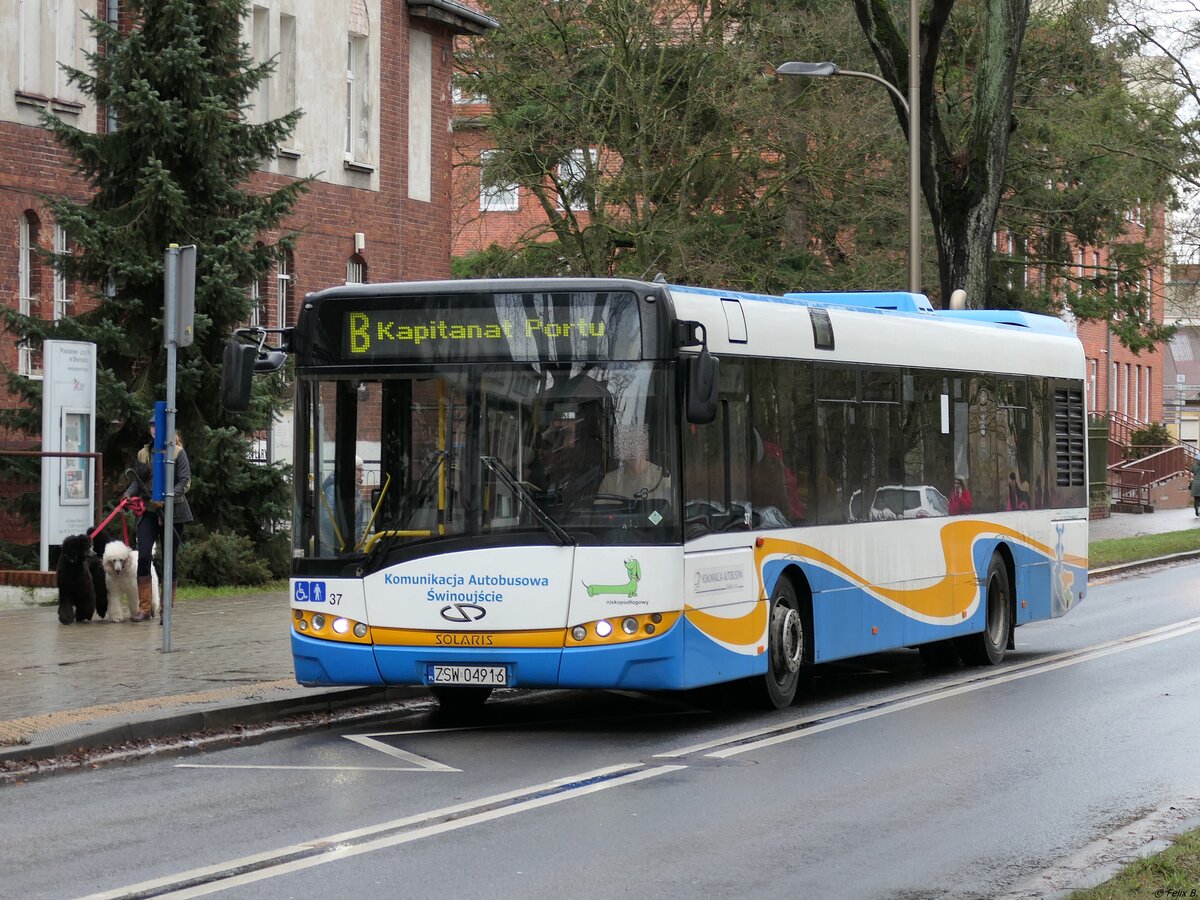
xmin=225 ymin=277 xmax=1088 ymax=711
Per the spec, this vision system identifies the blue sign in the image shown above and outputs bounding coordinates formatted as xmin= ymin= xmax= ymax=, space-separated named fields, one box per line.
xmin=293 ymin=581 xmax=326 ymax=604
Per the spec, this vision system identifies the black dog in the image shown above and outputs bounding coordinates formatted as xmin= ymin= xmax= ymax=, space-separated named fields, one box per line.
xmin=56 ymin=533 xmax=96 ymax=624
xmin=89 ymin=531 xmax=109 ymax=620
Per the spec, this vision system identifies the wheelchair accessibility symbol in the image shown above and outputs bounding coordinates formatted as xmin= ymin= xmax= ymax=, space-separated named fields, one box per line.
xmin=293 ymin=581 xmax=326 ymax=604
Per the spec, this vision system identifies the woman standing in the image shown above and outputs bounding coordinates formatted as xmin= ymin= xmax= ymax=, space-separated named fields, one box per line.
xmin=124 ymin=419 xmax=193 ymax=621
xmin=1191 ymin=455 xmax=1200 ymax=517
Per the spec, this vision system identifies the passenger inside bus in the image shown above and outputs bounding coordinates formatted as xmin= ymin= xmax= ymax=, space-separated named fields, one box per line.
xmin=318 ymin=455 xmax=370 ymax=551
xmin=749 ymin=428 xmax=806 ymax=525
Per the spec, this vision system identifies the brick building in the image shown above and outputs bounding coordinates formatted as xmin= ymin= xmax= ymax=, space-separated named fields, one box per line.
xmin=1072 ymin=203 xmax=1166 ymax=428
xmin=0 ymin=0 xmax=495 ymax=545
xmin=2 ymin=0 xmax=496 ymax=418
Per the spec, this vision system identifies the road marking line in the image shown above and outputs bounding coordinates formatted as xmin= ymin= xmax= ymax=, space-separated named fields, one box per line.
xmin=659 ymin=616 xmax=1200 ymax=761
xmin=99 ymin=615 xmax=1200 ymax=897
xmin=79 ymin=764 xmax=676 ymax=900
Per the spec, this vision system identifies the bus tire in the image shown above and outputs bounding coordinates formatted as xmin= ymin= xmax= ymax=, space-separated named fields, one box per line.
xmin=754 ymin=576 xmax=807 ymax=709
xmin=957 ymin=553 xmax=1012 ymax=666
xmin=431 ymin=685 xmax=493 ymax=714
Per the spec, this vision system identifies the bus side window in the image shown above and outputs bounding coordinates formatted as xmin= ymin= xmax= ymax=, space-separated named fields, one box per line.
xmin=748 ymin=358 xmax=810 ymax=527
xmin=682 ymin=401 xmax=726 ymax=537
xmin=682 ymin=359 xmax=751 ymax=535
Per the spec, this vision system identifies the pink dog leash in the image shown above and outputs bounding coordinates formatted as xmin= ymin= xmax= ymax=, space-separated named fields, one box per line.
xmin=91 ymin=497 xmax=132 ymax=545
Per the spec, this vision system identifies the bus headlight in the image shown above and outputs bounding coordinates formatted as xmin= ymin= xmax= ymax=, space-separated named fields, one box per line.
xmin=332 ymin=617 xmax=349 ymax=634
xmin=566 ymin=612 xmax=680 ymax=646
xmin=311 ymin=613 xmax=326 ymax=630
xmin=354 ymin=623 xmax=369 ymax=638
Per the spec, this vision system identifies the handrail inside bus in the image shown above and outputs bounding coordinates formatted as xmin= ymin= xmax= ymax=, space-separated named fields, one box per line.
xmin=356 ymin=473 xmax=392 ymax=552
xmin=363 ymin=529 xmax=434 ymax=552
xmin=315 ymin=477 xmax=347 ymax=552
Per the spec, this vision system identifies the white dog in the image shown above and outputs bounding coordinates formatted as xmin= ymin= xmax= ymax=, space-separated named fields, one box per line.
xmin=101 ymin=541 xmax=160 ymax=622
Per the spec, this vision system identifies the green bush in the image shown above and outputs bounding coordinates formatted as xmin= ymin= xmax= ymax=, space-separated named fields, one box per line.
xmin=176 ymin=527 xmax=272 ymax=587
xmin=0 ymin=540 xmax=38 ymax=570
xmin=1127 ymin=423 xmax=1174 ymax=459
xmin=260 ymin=530 xmax=292 ymax=580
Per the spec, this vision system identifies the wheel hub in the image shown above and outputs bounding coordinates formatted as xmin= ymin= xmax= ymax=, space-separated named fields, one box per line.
xmin=770 ymin=606 xmax=802 ymax=675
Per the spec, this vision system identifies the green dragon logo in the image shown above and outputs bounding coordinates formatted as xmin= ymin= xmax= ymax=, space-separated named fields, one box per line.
xmin=584 ymin=557 xmax=642 ymax=598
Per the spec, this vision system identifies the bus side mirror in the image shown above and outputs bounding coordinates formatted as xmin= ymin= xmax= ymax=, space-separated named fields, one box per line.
xmin=685 ymin=348 xmax=719 ymax=424
xmin=255 ymin=350 xmax=288 ymax=372
xmin=221 ymin=340 xmax=257 ymax=412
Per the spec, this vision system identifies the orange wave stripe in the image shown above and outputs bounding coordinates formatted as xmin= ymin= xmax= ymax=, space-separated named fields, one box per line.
xmin=684 ymin=600 xmax=767 ymax=646
xmin=756 ymin=520 xmax=1086 ymax=619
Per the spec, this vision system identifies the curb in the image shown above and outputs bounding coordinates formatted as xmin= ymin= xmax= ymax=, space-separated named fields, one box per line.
xmin=0 ymin=686 xmax=423 ymax=765
xmin=1088 ymin=549 xmax=1200 ymax=580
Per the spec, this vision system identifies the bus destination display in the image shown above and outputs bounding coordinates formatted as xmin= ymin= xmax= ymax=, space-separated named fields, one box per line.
xmin=336 ymin=292 xmax=639 ymax=362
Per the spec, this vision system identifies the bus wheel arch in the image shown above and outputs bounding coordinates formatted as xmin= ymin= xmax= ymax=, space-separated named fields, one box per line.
xmin=753 ymin=567 xmax=813 ymax=709
xmin=957 ymin=546 xmax=1014 ymax=666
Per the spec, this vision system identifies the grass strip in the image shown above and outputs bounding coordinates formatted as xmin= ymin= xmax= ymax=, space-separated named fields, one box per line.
xmin=1089 ymin=531 xmax=1200 ymax=569
xmin=1071 ymin=828 xmax=1200 ymax=897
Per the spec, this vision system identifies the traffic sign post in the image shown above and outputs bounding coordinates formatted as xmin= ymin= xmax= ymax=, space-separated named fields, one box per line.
xmin=161 ymin=244 xmax=196 ymax=652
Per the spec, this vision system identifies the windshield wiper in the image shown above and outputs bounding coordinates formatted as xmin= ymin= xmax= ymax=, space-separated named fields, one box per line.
xmin=481 ymin=456 xmax=575 ymax=547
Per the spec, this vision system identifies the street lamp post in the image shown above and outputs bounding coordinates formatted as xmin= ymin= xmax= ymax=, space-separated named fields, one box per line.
xmin=778 ymin=54 xmax=921 ymax=295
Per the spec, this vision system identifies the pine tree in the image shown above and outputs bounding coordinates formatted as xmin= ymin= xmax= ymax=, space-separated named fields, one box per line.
xmin=1 ymin=0 xmax=308 ymax=550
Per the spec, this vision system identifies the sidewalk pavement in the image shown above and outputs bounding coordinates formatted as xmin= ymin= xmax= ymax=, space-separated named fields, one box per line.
xmin=3 ymin=508 xmax=1199 ymax=769
xmin=0 ymin=591 xmax=423 ymax=767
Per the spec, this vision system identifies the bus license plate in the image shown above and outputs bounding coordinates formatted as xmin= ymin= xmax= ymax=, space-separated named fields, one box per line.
xmin=427 ymin=664 xmax=508 ymax=686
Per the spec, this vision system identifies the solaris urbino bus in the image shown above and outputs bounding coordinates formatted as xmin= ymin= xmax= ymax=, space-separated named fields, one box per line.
xmin=223 ymin=277 xmax=1088 ymax=711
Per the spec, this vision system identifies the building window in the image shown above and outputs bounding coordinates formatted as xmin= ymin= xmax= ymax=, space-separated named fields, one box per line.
xmin=346 ymin=254 xmax=367 ymax=285
xmin=1145 ymin=367 xmax=1152 ymax=422
xmin=52 ymin=224 xmax=71 ymax=320
xmin=19 ymin=212 xmax=38 ymax=316
xmin=19 ymin=0 xmax=42 ymax=93
xmin=252 ymin=5 xmax=270 ymax=123
xmin=1132 ymin=365 xmax=1140 ymax=421
xmin=276 ymin=251 xmax=293 ymax=327
xmin=345 ymin=35 xmax=370 ymax=159
xmin=55 ymin=0 xmax=79 ymax=101
xmin=452 ymin=73 xmax=486 ymax=106
xmin=1088 ymin=359 xmax=1097 ymax=413
xmin=558 ymin=148 xmax=597 ymax=211
xmin=480 ymin=149 xmax=518 ymax=212
xmin=279 ymin=14 xmax=297 ymax=119
xmin=18 ymin=212 xmax=41 ymax=378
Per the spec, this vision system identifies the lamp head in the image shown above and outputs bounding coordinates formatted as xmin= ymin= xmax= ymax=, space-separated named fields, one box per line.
xmin=776 ymin=61 xmax=840 ymax=78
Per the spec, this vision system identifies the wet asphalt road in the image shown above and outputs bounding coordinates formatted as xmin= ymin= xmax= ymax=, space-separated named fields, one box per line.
xmin=4 ymin=560 xmax=1200 ymax=900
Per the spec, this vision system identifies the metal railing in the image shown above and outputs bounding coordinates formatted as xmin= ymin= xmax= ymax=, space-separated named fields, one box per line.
xmin=1107 ymin=444 xmax=1197 ymax=511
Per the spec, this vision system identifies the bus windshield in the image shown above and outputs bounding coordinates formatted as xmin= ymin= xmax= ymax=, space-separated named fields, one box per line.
xmin=299 ymin=360 xmax=679 ymax=561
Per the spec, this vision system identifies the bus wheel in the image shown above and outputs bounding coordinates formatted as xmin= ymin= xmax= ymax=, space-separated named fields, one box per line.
xmin=757 ymin=578 xmax=805 ymax=708
xmin=431 ymin=685 xmax=493 ymax=715
xmin=957 ymin=554 xmax=1012 ymax=666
